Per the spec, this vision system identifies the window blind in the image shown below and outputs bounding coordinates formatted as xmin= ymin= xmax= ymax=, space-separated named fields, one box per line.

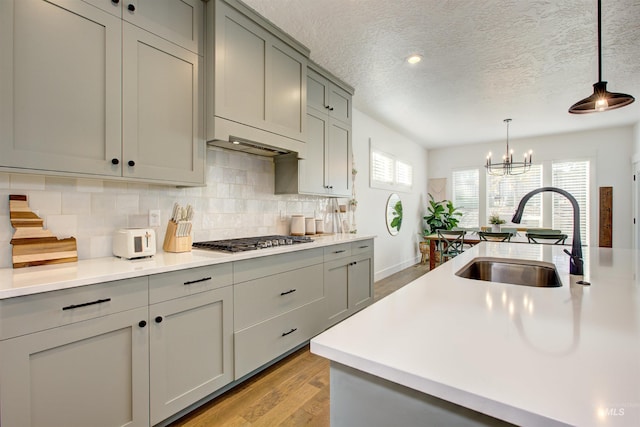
xmin=396 ymin=161 xmax=413 ymax=188
xmin=552 ymin=161 xmax=589 ymax=243
xmin=487 ymin=164 xmax=543 ymax=227
xmin=371 ymin=151 xmax=394 ymax=184
xmin=452 ymin=169 xmax=479 ymax=227
xmin=370 ymin=149 xmax=413 ymax=191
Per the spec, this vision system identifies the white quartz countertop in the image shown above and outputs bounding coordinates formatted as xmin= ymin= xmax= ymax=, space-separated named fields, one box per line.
xmin=311 ymin=242 xmax=640 ymax=427
xmin=0 ymin=233 xmax=374 ymax=299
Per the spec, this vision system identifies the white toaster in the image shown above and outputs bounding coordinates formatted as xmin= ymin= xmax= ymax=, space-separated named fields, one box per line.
xmin=113 ymin=228 xmax=156 ymax=259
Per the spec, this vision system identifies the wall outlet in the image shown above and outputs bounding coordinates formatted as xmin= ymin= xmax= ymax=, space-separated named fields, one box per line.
xmin=149 ymin=209 xmax=161 ymax=227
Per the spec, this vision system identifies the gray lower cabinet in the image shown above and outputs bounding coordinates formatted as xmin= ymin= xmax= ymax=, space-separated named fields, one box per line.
xmin=0 ymin=277 xmax=150 ymax=427
xmin=148 ymin=264 xmax=234 ymax=425
xmin=325 ymin=240 xmax=374 ymax=325
xmin=233 ymin=248 xmax=326 ymax=379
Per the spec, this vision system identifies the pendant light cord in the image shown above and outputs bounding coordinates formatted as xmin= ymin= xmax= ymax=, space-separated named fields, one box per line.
xmin=597 ymin=0 xmax=602 ymax=82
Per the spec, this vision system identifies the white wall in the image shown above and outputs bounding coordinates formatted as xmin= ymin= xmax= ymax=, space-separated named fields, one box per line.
xmin=428 ymin=125 xmax=635 ymax=248
xmin=351 ymin=109 xmax=429 ymax=280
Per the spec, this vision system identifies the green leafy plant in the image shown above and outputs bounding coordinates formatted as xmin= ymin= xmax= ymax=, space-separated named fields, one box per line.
xmin=488 ymin=213 xmax=506 ymax=225
xmin=390 ymin=200 xmax=403 ymax=231
xmin=423 ymin=194 xmax=462 ymax=234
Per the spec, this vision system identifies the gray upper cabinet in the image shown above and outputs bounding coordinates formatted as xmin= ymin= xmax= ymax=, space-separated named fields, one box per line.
xmin=0 ymin=0 xmax=205 ymax=186
xmin=207 ymin=0 xmax=309 ymax=155
xmin=275 ymin=65 xmax=354 ymax=197
xmin=83 ymin=0 xmax=204 ymax=54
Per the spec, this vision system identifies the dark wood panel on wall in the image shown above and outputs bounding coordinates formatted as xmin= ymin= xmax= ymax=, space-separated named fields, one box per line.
xmin=599 ymin=187 xmax=612 ymax=248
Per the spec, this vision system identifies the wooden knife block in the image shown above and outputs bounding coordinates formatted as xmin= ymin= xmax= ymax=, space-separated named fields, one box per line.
xmin=162 ymin=220 xmax=192 ymax=253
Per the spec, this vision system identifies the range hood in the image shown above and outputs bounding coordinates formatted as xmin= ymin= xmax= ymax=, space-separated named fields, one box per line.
xmin=207 ymin=136 xmax=292 ymax=158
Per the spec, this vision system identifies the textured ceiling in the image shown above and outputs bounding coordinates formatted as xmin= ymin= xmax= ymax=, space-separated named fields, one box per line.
xmin=241 ymin=0 xmax=640 ymax=148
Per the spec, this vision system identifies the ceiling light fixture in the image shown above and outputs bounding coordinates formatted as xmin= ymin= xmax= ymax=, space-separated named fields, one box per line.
xmin=568 ymin=0 xmax=635 ymax=113
xmin=485 ymin=119 xmax=532 ymax=176
xmin=406 ymin=54 xmax=422 ymax=65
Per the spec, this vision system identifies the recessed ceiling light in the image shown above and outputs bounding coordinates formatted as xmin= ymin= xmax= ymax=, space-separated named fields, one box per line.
xmin=406 ymin=54 xmax=422 ymax=65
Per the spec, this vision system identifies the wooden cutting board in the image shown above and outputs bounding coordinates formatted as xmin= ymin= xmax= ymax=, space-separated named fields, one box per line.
xmin=9 ymin=195 xmax=78 ymax=268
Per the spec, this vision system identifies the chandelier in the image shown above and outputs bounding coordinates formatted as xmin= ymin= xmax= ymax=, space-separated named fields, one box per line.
xmin=568 ymin=0 xmax=634 ymax=113
xmin=485 ymin=119 xmax=532 ymax=176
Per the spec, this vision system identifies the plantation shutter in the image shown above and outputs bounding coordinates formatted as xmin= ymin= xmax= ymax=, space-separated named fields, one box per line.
xmin=452 ymin=169 xmax=479 ymax=227
xmin=552 ymin=161 xmax=589 ymax=242
xmin=371 ymin=151 xmax=394 ymax=184
xmin=396 ymin=161 xmax=413 ymax=188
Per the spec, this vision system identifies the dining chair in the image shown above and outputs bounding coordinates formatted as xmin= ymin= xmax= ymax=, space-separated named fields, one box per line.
xmin=526 ymin=232 xmax=568 ymax=245
xmin=478 ymin=231 xmax=512 ymax=242
xmin=437 ymin=230 xmax=466 ymax=265
xmin=500 ymin=227 xmax=518 ymax=236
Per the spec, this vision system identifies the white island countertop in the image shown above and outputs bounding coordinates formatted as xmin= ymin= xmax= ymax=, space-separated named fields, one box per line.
xmin=0 ymin=233 xmax=374 ymax=300
xmin=311 ymin=242 xmax=640 ymax=426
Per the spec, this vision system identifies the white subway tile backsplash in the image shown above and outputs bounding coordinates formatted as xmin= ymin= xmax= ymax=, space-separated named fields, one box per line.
xmin=10 ymin=174 xmax=45 ymax=190
xmin=62 ymin=193 xmax=91 ymax=215
xmin=0 ymin=148 xmax=335 ymax=268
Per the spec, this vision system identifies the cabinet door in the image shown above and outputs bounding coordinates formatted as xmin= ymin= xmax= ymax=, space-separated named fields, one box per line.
xmin=149 ymin=286 xmax=233 ymax=425
xmin=327 ymin=120 xmax=352 ymax=197
xmin=122 ymin=23 xmax=204 ymax=185
xmin=324 ymin=259 xmax=350 ymax=325
xmin=123 ymin=0 xmax=204 ymax=54
xmin=329 ymin=84 xmax=352 ymax=124
xmin=0 ymin=307 xmax=149 ymax=427
xmin=307 ymin=68 xmax=329 ymax=113
xmin=349 ymin=255 xmax=374 ymax=311
xmin=266 ymin=39 xmax=306 ymax=141
xmin=0 ymin=0 xmax=122 ymax=176
xmin=213 ymin=4 xmax=266 ymax=131
xmin=298 ymin=108 xmax=328 ymax=194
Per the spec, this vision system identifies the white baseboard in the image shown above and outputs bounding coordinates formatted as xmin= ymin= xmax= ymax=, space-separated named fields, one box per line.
xmin=374 ymin=256 xmax=421 ymax=282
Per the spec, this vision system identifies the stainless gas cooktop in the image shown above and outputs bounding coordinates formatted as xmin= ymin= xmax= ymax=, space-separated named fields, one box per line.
xmin=192 ymin=235 xmax=313 ymax=253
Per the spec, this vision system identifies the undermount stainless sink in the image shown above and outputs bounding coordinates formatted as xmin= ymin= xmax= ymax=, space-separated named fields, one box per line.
xmin=455 ymin=257 xmax=562 ymax=287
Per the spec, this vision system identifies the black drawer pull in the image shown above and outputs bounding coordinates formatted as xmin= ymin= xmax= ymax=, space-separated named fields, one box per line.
xmin=281 ymin=328 xmax=297 ymax=337
xmin=358 ymin=245 xmax=369 ymax=249
xmin=280 ymin=289 xmax=297 ymax=296
xmin=184 ymin=277 xmax=212 ymax=285
xmin=334 ymin=249 xmax=346 ymax=254
xmin=62 ymin=298 xmax=111 ymax=311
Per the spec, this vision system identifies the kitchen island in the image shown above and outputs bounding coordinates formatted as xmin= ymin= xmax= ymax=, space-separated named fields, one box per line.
xmin=311 ymin=242 xmax=639 ymax=426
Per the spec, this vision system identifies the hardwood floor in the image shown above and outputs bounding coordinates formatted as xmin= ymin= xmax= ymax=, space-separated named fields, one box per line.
xmin=169 ymin=262 xmax=430 ymax=427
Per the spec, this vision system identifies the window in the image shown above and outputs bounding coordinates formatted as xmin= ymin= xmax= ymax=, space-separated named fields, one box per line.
xmin=552 ymin=160 xmax=589 ymax=243
xmin=486 ymin=164 xmax=543 ymax=227
xmin=452 ymin=169 xmax=479 ymax=227
xmin=370 ymin=148 xmax=413 ymax=191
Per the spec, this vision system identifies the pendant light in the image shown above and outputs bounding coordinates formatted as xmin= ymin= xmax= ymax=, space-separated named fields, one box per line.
xmin=568 ymin=0 xmax=634 ymax=113
xmin=485 ymin=119 xmax=532 ymax=176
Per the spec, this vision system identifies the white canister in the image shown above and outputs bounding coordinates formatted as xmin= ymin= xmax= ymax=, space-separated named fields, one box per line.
xmin=315 ymin=218 xmax=324 ymax=234
xmin=291 ymin=215 xmax=305 ymax=236
xmin=305 ymin=217 xmax=316 ymax=235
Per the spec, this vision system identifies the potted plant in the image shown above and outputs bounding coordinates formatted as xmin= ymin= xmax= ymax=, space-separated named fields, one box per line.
xmin=423 ymin=194 xmax=462 ymax=236
xmin=488 ymin=213 xmax=506 ymax=232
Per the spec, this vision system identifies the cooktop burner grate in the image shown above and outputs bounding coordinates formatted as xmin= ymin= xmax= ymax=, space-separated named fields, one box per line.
xmin=192 ymin=235 xmax=313 ymax=253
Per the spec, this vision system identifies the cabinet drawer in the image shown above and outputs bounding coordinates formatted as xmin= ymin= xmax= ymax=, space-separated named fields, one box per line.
xmin=149 ymin=263 xmax=233 ymax=304
xmin=233 ymin=248 xmax=324 ymax=284
xmin=234 ymin=263 xmax=323 ymax=330
xmin=234 ymin=298 xmax=325 ymax=379
xmin=0 ymin=277 xmax=148 ymax=340
xmin=323 ymin=243 xmax=351 ymax=262
xmin=351 ymin=239 xmax=374 ymax=256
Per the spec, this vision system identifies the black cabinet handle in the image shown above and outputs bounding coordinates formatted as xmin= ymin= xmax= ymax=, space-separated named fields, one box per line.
xmin=184 ymin=277 xmax=212 ymax=285
xmin=112 ymin=0 xmax=119 ymax=4
xmin=155 ymin=316 xmax=163 ymax=323
xmin=111 ymin=158 xmax=119 ymax=165
xmin=127 ymin=160 xmax=135 ymax=167
xmin=139 ymin=320 xmax=147 ymax=328
xmin=280 ymin=289 xmax=296 ymax=296
xmin=62 ymin=298 xmax=111 ymax=311
xmin=353 ymin=261 xmax=357 ymax=265
xmin=329 ymin=107 xmax=334 ymax=111
xmin=359 ymin=245 xmax=369 ymax=249
xmin=334 ymin=250 xmax=346 ymax=254
xmin=324 ymin=105 xmax=330 ymax=109
xmin=281 ymin=328 xmax=297 ymax=337
xmin=127 ymin=3 xmax=135 ymax=11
